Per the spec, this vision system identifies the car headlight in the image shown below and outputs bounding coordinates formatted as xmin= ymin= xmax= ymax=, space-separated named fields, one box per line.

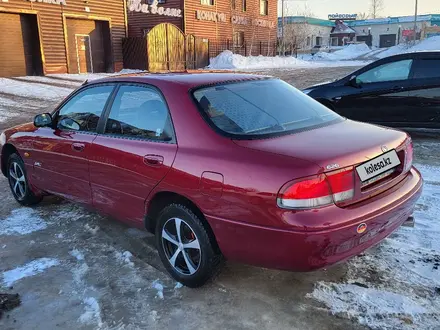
xmin=302 ymin=89 xmax=313 ymax=95
xmin=0 ymin=132 xmax=6 ymax=146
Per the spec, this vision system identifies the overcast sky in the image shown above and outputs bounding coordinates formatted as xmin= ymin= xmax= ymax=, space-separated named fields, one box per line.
xmin=278 ymin=0 xmax=439 ymax=19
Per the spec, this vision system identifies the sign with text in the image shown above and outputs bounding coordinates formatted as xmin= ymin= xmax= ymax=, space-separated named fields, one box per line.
xmin=328 ymin=13 xmax=357 ymax=21
xmin=27 ymin=0 xmax=66 ymax=4
xmin=196 ymin=10 xmax=226 ymax=23
xmin=252 ymin=19 xmax=275 ymax=29
xmin=128 ymin=0 xmax=182 ymax=18
xmin=231 ymin=15 xmax=248 ymax=25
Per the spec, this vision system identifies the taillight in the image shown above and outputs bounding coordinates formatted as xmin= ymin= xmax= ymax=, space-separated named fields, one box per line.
xmin=277 ymin=167 xmax=355 ymax=209
xmin=404 ymin=139 xmax=413 ymax=172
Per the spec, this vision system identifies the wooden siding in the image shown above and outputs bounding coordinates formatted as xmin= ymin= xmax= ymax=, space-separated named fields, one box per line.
xmin=184 ymin=0 xmax=277 ymax=44
xmin=0 ymin=0 xmax=127 ymax=75
xmin=0 ymin=12 xmax=27 ymax=76
xmin=127 ymin=0 xmax=184 ymax=37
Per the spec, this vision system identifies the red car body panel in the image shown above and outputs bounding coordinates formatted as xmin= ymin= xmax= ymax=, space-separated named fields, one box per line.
xmin=0 ymin=73 xmax=423 ymax=272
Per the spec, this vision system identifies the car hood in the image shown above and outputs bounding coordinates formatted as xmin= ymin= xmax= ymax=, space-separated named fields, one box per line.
xmin=233 ymin=120 xmax=407 ymax=171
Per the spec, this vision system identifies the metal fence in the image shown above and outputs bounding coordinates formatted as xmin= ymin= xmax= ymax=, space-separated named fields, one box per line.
xmin=208 ymin=40 xmax=278 ymax=58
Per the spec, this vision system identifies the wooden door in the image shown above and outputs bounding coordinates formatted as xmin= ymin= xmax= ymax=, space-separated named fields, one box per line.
xmin=76 ymin=35 xmax=93 ymax=73
xmin=0 ymin=13 xmax=26 ymax=77
xmin=186 ymin=34 xmax=196 ymax=70
xmin=195 ymin=38 xmax=209 ymax=69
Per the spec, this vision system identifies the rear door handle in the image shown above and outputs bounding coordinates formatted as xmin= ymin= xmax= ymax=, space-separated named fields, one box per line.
xmin=72 ymin=143 xmax=85 ymax=152
xmin=143 ymin=155 xmax=164 ymax=166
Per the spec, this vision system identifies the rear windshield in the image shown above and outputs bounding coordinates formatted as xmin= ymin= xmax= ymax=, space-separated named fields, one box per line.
xmin=192 ymin=79 xmax=343 ymax=138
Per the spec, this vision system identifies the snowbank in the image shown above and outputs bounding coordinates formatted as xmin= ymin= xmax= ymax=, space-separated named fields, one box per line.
xmin=208 ymin=50 xmax=367 ymax=70
xmin=313 ymin=43 xmax=372 ymax=61
xmin=377 ymin=35 xmax=440 ymax=59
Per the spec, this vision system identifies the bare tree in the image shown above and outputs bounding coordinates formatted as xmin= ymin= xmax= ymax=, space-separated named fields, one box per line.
xmin=281 ymin=4 xmax=314 ymax=52
xmin=357 ymin=12 xmax=369 ymax=20
xmin=369 ymin=0 xmax=384 ymax=19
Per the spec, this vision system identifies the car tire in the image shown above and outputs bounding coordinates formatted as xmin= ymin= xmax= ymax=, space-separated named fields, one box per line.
xmin=7 ymin=153 xmax=42 ymax=206
xmin=155 ymin=203 xmax=223 ymax=288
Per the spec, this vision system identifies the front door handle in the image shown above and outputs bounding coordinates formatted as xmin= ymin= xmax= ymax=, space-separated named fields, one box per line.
xmin=71 ymin=143 xmax=85 ymax=152
xmin=144 ymin=155 xmax=164 ymax=166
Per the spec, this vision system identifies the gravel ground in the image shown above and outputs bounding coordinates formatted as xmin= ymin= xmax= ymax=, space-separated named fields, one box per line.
xmin=0 ymin=68 xmax=439 ymax=330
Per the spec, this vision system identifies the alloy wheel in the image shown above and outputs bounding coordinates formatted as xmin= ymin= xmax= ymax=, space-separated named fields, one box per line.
xmin=9 ymin=162 xmax=27 ymax=200
xmin=161 ymin=217 xmax=201 ymax=275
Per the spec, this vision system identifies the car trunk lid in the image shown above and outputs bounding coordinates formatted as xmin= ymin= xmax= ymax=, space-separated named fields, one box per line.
xmin=234 ymin=120 xmax=411 ymax=207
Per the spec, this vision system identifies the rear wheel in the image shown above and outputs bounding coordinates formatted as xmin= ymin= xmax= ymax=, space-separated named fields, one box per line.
xmin=155 ymin=203 xmax=223 ymax=287
xmin=7 ymin=153 xmax=42 ymax=206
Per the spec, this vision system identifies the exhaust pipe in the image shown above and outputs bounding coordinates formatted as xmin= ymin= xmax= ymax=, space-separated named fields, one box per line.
xmin=402 ymin=216 xmax=415 ymax=228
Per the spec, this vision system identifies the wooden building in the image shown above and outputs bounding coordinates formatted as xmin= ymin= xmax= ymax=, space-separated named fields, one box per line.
xmin=0 ymin=0 xmax=127 ymax=77
xmin=126 ymin=0 xmax=277 ymax=69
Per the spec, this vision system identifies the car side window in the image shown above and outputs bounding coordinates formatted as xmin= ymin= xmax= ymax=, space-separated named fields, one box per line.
xmin=104 ymin=85 xmax=173 ymax=141
xmin=413 ymin=59 xmax=440 ymax=79
xmin=357 ymin=59 xmax=413 ymax=84
xmin=57 ymin=85 xmax=114 ymax=132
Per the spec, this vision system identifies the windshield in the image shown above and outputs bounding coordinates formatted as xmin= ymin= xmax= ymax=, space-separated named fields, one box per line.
xmin=192 ymin=79 xmax=342 ymax=138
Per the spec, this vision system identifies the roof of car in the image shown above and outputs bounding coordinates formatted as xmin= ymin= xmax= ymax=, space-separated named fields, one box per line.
xmin=89 ymin=71 xmax=272 ymax=88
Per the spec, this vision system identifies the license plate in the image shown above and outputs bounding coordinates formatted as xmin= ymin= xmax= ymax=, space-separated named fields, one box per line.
xmin=356 ymin=150 xmax=401 ymax=182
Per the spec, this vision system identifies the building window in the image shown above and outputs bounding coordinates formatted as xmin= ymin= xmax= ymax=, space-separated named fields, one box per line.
xmin=233 ymin=31 xmax=244 ymax=47
xmin=315 ymin=36 xmax=322 ymax=46
xmin=231 ymin=0 xmax=236 ymax=9
xmin=306 ymin=37 xmax=311 ymax=46
xmin=242 ymin=0 xmax=246 ymax=11
xmin=259 ymin=0 xmax=268 ymax=15
xmin=201 ymin=0 xmax=214 ymax=5
xmin=331 ymin=37 xmax=338 ymax=46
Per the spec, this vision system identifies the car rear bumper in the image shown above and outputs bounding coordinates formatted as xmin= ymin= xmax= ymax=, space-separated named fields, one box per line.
xmin=206 ymin=167 xmax=423 ymax=271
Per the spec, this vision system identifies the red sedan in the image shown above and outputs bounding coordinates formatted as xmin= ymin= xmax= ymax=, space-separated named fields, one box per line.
xmin=0 ymin=73 xmax=422 ymax=287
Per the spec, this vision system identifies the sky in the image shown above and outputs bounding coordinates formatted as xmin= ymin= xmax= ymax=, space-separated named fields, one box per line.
xmin=277 ymin=0 xmax=440 ymax=19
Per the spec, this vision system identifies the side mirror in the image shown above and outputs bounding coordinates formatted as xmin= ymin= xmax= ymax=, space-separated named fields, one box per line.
xmin=347 ymin=75 xmax=361 ymax=88
xmin=34 ymin=113 xmax=53 ymax=128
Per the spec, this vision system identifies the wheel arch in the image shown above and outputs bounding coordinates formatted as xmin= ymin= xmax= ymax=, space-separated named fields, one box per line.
xmin=145 ymin=191 xmax=221 ymax=253
xmin=1 ymin=143 xmax=18 ymax=177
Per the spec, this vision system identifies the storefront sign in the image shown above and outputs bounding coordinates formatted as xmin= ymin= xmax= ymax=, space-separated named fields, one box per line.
xmin=328 ymin=13 xmax=357 ymax=21
xmin=231 ymin=15 xmax=248 ymax=25
xmin=27 ymin=0 xmax=67 ymax=4
xmin=128 ymin=0 xmax=182 ymax=18
xmin=196 ymin=10 xmax=226 ymax=23
xmin=252 ymin=19 xmax=275 ymax=28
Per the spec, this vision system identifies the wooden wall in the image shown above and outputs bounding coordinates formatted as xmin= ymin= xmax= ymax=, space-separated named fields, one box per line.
xmin=0 ymin=0 xmax=127 ymax=75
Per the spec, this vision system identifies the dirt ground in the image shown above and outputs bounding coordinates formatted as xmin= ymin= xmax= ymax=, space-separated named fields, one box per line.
xmin=0 ymin=68 xmax=439 ymax=330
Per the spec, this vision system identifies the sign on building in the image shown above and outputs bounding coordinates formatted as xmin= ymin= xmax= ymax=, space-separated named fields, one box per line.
xmin=328 ymin=13 xmax=357 ymax=21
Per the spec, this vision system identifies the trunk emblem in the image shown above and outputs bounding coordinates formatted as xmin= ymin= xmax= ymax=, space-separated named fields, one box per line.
xmin=381 ymin=145 xmax=389 ymax=152
xmin=357 ymin=223 xmax=367 ymax=234
xmin=326 ymin=163 xmax=340 ymax=170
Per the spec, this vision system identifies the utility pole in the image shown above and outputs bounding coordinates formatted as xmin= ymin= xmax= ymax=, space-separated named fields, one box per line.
xmin=413 ymin=0 xmax=418 ymax=44
xmin=281 ymin=0 xmax=285 ymax=56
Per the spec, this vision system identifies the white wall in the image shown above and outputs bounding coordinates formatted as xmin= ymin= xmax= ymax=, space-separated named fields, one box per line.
xmin=352 ymin=21 xmax=431 ymax=48
xmin=281 ymin=23 xmax=332 ymax=50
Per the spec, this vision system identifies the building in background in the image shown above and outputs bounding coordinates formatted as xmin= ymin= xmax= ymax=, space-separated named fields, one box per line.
xmin=0 ymin=0 xmax=127 ymax=77
xmin=330 ymin=20 xmax=356 ymax=46
xmin=349 ymin=14 xmax=440 ymax=48
xmin=277 ymin=16 xmax=333 ymax=52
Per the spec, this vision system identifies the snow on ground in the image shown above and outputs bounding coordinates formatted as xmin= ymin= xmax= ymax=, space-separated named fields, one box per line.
xmin=308 ymin=163 xmax=440 ymax=330
xmin=377 ymin=36 xmax=440 ymax=59
xmin=2 ymin=258 xmax=60 ymax=287
xmin=0 ymin=208 xmax=47 ymax=235
xmin=208 ymin=50 xmax=368 ymax=70
xmin=152 ymin=280 xmax=165 ymax=299
xmin=310 ymin=43 xmax=372 ymax=61
xmin=78 ymin=297 xmax=103 ymax=327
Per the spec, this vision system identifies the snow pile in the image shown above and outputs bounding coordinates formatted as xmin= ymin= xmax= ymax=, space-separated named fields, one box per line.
xmin=208 ymin=50 xmax=367 ymax=70
xmin=2 ymin=258 xmax=59 ymax=287
xmin=115 ymin=251 xmax=134 ymax=267
xmin=0 ymin=208 xmax=47 ymax=236
xmin=152 ymin=280 xmax=165 ymax=299
xmin=69 ymin=249 xmax=85 ymax=261
xmin=313 ymin=43 xmax=372 ymax=61
xmin=308 ymin=163 xmax=440 ymax=329
xmin=377 ymin=36 xmax=440 ymax=59
xmin=78 ymin=297 xmax=103 ymax=327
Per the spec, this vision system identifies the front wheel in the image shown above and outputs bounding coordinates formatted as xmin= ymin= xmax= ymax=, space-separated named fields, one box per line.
xmin=155 ymin=203 xmax=223 ymax=288
xmin=7 ymin=153 xmax=42 ymax=206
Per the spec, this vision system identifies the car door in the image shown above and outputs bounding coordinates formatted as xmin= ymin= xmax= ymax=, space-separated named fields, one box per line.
xmin=406 ymin=57 xmax=440 ymax=129
xmin=31 ymin=84 xmax=116 ymax=204
xmin=88 ymin=84 xmax=177 ymax=226
xmin=334 ymin=59 xmax=414 ymax=126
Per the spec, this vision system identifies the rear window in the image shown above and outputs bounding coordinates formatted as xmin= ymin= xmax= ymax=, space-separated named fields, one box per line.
xmin=192 ymin=79 xmax=342 ymax=138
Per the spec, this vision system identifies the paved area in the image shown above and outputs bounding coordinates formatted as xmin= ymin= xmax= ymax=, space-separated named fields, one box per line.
xmin=0 ymin=68 xmax=439 ymax=330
